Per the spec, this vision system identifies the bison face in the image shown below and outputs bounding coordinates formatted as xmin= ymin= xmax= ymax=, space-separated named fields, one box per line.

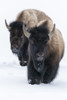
xmin=29 ymin=27 xmax=49 ymax=72
xmin=30 ymin=37 xmax=48 ymax=61
xmin=10 ymin=27 xmax=23 ymax=54
xmin=5 ymin=20 xmax=24 ymax=55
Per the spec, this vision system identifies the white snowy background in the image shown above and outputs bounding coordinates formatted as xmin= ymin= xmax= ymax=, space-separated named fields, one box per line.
xmin=0 ymin=0 xmax=67 ymax=100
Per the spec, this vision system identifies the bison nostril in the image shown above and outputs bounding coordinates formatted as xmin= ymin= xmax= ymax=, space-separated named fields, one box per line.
xmin=36 ymin=53 xmax=44 ymax=61
xmin=36 ymin=53 xmax=44 ymax=57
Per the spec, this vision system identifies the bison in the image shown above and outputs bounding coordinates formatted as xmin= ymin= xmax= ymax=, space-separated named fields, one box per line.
xmin=5 ymin=9 xmax=54 ymax=66
xmin=5 ymin=9 xmax=37 ymax=66
xmin=22 ymin=18 xmax=64 ymax=84
xmin=5 ymin=20 xmax=28 ymax=66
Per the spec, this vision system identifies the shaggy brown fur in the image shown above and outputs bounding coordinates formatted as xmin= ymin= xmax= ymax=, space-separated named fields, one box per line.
xmin=22 ymin=14 xmax=64 ymax=84
xmin=16 ymin=9 xmax=53 ymax=32
xmin=47 ymin=28 xmax=64 ymax=63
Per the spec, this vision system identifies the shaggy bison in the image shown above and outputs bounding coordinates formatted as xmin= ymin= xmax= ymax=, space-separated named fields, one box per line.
xmin=23 ymin=17 xmax=64 ymax=84
xmin=5 ymin=9 xmax=37 ymax=66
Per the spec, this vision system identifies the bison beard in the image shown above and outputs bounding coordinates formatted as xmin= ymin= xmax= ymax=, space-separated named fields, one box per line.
xmin=33 ymin=61 xmax=44 ymax=72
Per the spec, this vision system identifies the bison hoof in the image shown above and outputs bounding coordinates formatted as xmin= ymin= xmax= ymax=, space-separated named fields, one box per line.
xmin=20 ymin=61 xmax=27 ymax=66
xmin=42 ymin=79 xmax=52 ymax=84
xmin=28 ymin=79 xmax=40 ymax=85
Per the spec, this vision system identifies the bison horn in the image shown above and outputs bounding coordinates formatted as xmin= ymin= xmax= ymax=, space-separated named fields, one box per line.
xmin=37 ymin=19 xmax=47 ymax=27
xmin=48 ymin=24 xmax=55 ymax=38
xmin=23 ymin=23 xmax=30 ymax=38
xmin=5 ymin=19 xmax=11 ymax=31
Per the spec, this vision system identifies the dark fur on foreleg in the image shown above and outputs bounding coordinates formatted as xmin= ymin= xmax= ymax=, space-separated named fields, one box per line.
xmin=18 ymin=42 xmax=28 ymax=66
xmin=28 ymin=61 xmax=41 ymax=85
xmin=42 ymin=64 xmax=59 ymax=83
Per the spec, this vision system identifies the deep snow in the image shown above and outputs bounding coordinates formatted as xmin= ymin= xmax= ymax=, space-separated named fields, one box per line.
xmin=0 ymin=0 xmax=67 ymax=100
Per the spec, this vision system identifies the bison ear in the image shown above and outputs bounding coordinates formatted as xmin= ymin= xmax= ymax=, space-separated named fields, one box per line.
xmin=5 ymin=19 xmax=11 ymax=31
xmin=23 ymin=22 xmax=31 ymax=38
xmin=48 ymin=24 xmax=55 ymax=38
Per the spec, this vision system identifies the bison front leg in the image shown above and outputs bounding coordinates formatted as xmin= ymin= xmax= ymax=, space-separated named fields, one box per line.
xmin=42 ymin=63 xmax=59 ymax=84
xmin=18 ymin=42 xmax=28 ymax=66
xmin=28 ymin=61 xmax=41 ymax=85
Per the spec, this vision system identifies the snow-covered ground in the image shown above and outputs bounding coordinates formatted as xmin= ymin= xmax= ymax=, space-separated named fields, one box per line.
xmin=0 ymin=0 xmax=67 ymax=100
xmin=0 ymin=62 xmax=67 ymax=100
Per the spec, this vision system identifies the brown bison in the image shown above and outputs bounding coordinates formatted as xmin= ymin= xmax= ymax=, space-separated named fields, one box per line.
xmin=5 ymin=9 xmax=54 ymax=66
xmin=22 ymin=16 xmax=64 ymax=84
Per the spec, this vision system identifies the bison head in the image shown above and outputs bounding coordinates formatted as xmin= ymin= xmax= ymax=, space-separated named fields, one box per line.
xmin=5 ymin=20 xmax=24 ymax=55
xmin=23 ymin=20 xmax=55 ymax=72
